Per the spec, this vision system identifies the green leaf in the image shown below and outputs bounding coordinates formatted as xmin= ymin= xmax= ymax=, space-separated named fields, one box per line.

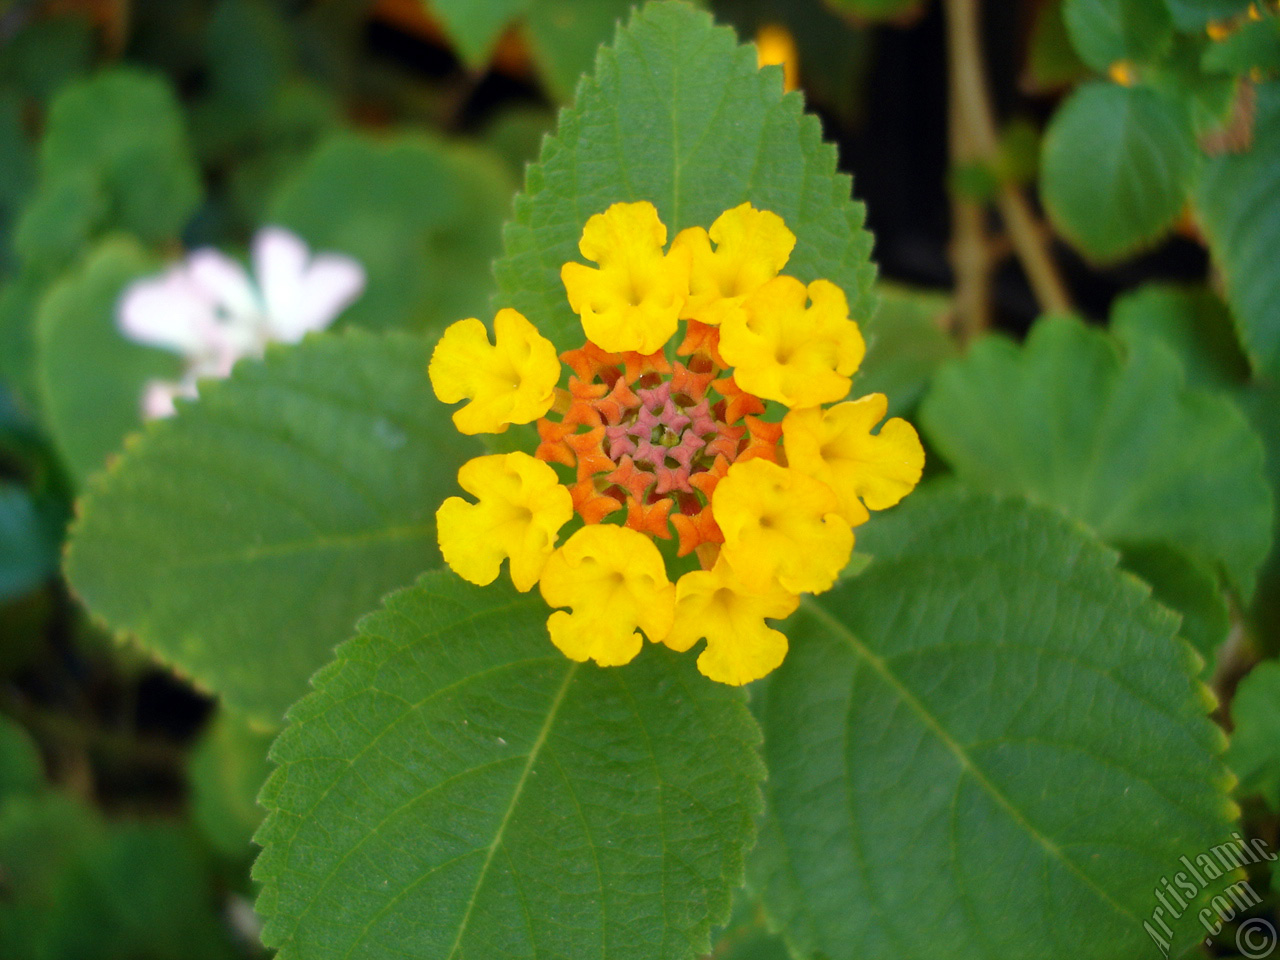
xmin=253 ymin=570 xmax=763 ymax=960
xmin=855 ymin=284 xmax=958 ymax=416
xmin=1196 ymin=82 xmax=1280 ymax=377
xmin=1041 ymin=81 xmax=1195 ymax=261
xmin=1164 ymin=0 xmax=1252 ymax=31
xmin=1025 ymin=0 xmax=1090 ymax=92
xmin=0 ymin=15 xmax=95 ymax=103
xmin=1120 ymin=543 xmax=1230 ymax=668
xmin=0 ymin=482 xmax=58 ymax=603
xmin=1063 ymin=0 xmax=1174 ymax=71
xmin=1202 ymin=17 xmax=1280 ymax=73
xmin=18 ymin=69 xmax=201 ymax=268
xmin=0 ymin=716 xmax=42 ymax=804
xmin=1226 ymin=660 xmax=1280 ymax=811
xmin=1111 ymin=282 xmax=1251 ymax=391
xmin=189 ymin=711 xmax=276 ymax=861
xmin=428 ymin=0 xmax=533 ymax=68
xmin=65 ymin=329 xmax=482 ymax=723
xmin=919 ymin=315 xmax=1272 ymax=598
xmin=495 ymin=0 xmax=876 ymax=353
xmin=750 ymin=488 xmax=1237 ymax=960
xmin=524 ymin=0 xmax=638 ymax=102
xmin=270 ymin=133 xmax=514 ymax=333
xmin=708 ymin=893 xmax=790 ymax=960
xmin=822 ymin=0 xmax=924 ymax=22
xmin=35 ymin=237 xmax=183 ymax=487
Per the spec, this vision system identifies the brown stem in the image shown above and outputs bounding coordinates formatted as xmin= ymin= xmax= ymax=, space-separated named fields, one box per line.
xmin=943 ymin=0 xmax=1072 ymax=329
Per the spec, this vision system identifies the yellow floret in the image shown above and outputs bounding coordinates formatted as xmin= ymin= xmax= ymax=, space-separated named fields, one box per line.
xmin=436 ymin=453 xmax=573 ymax=592
xmin=712 ymin=458 xmax=853 ymax=594
xmin=671 ymin=202 xmax=796 ymax=327
xmin=428 ymin=308 xmax=561 ymax=435
xmin=782 ymin=394 xmax=925 ymax=526
xmin=560 ymin=201 xmax=689 ymax=354
xmin=663 ymin=556 xmax=798 ymax=686
xmin=539 ymin=524 xmax=676 ymax=667
xmin=718 ymin=276 xmax=865 ymax=409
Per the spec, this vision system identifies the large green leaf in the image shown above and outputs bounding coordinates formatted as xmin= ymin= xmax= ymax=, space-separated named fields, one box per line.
xmin=65 ymin=330 xmax=482 ymax=723
xmin=1196 ymin=82 xmax=1280 ymax=377
xmin=495 ymin=0 xmax=876 ymax=353
xmin=1041 ymin=81 xmax=1195 ymax=262
xmin=35 ymin=237 xmax=183 ymax=488
xmin=750 ymin=488 xmax=1236 ymax=960
xmin=1063 ymin=0 xmax=1174 ymax=72
xmin=16 ymin=69 xmax=201 ymax=270
xmin=919 ymin=315 xmax=1272 ymax=598
xmin=855 ymin=284 xmax=957 ymax=416
xmin=270 ymin=133 xmax=513 ymax=334
xmin=1226 ymin=660 xmax=1280 ymax=812
xmin=253 ymin=571 xmax=763 ymax=960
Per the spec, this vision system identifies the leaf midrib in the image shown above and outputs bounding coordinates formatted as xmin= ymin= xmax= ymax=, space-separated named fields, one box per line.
xmin=799 ymin=596 xmax=1141 ymax=925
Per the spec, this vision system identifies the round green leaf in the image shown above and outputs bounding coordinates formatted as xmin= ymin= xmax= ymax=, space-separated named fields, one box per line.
xmin=1164 ymin=0 xmax=1252 ymax=31
xmin=1063 ymin=0 xmax=1173 ymax=72
xmin=920 ymin=315 xmax=1272 ymax=598
xmin=269 ymin=133 xmax=513 ymax=334
xmin=190 ymin=711 xmax=276 ymax=860
xmin=495 ymin=0 xmax=876 ymax=352
xmin=1226 ymin=661 xmax=1280 ymax=811
xmin=750 ymin=489 xmax=1237 ymax=960
xmin=65 ymin=330 xmax=482 ymax=723
xmin=35 ymin=237 xmax=183 ymax=488
xmin=1197 ymin=82 xmax=1280 ymax=377
xmin=1041 ymin=81 xmax=1195 ymax=262
xmin=253 ymin=571 xmax=763 ymax=960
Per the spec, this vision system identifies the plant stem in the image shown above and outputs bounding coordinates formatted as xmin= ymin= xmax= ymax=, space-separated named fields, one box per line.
xmin=943 ymin=0 xmax=1072 ymax=334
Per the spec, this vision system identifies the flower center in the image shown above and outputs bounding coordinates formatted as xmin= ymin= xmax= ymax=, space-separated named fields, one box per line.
xmin=535 ymin=321 xmax=784 ymax=559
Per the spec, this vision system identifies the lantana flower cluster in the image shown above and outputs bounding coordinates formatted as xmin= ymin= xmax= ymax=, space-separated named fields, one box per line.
xmin=428 ymin=201 xmax=924 ymax=685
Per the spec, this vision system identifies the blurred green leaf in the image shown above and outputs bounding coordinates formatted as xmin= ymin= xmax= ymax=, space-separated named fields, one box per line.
xmin=496 ymin=1 xmax=876 ymax=353
xmin=1197 ymin=82 xmax=1280 ymax=376
xmin=65 ymin=329 xmax=482 ymax=723
xmin=1203 ymin=17 xmax=1280 ymax=73
xmin=708 ymin=893 xmax=790 ymax=960
xmin=205 ymin=0 xmax=293 ymax=107
xmin=0 ymin=15 xmax=95 ymax=104
xmin=428 ymin=0 xmax=533 ymax=67
xmin=1226 ymin=660 xmax=1280 ymax=811
xmin=1064 ymin=0 xmax=1175 ymax=71
xmin=1120 ymin=543 xmax=1230 ymax=668
xmin=1041 ymin=82 xmax=1194 ymax=261
xmin=0 ymin=92 xmax=36 ymax=275
xmin=920 ymin=315 xmax=1272 ymax=598
xmin=1025 ymin=0 xmax=1089 ymax=91
xmin=750 ymin=488 xmax=1236 ymax=960
xmin=822 ymin=0 xmax=923 ymax=22
xmin=0 ymin=482 xmax=58 ymax=603
xmin=1164 ymin=0 xmax=1252 ymax=31
xmin=189 ymin=711 xmax=275 ymax=861
xmin=1111 ymin=282 xmax=1251 ymax=390
xmin=482 ymin=106 xmax=555 ymax=180
xmin=855 ymin=284 xmax=957 ymax=416
xmin=253 ymin=571 xmax=763 ymax=960
xmin=0 ymin=716 xmax=42 ymax=804
xmin=525 ymin=0 xmax=640 ymax=102
xmin=35 ymin=238 xmax=182 ymax=488
xmin=16 ymin=69 xmax=202 ymax=271
xmin=270 ymin=133 xmax=513 ymax=333
xmin=712 ymin=0 xmax=876 ymax=127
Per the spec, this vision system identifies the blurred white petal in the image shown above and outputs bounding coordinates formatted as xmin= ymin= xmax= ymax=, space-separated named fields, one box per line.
xmin=269 ymin=253 xmax=365 ymax=342
xmin=254 ymin=226 xmax=309 ymax=331
xmin=141 ymin=379 xmax=196 ymax=420
xmin=188 ymin=248 xmax=259 ymax=320
xmin=118 ymin=267 xmax=217 ymax=355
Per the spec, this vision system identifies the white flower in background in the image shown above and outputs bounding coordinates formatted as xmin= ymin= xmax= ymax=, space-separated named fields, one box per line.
xmin=118 ymin=226 xmax=366 ymax=419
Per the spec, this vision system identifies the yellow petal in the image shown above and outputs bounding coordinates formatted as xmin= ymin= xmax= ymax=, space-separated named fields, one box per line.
xmin=664 ymin=556 xmax=798 ymax=686
xmin=560 ymin=201 xmax=689 ymax=354
xmin=782 ymin=394 xmax=925 ymax=525
xmin=539 ymin=524 xmax=676 ymax=667
xmin=712 ymin=458 xmax=853 ymax=594
xmin=672 ymin=202 xmax=795 ymax=327
xmin=428 ymin=308 xmax=561 ymax=435
xmin=437 ymin=452 xmax=573 ymax=592
xmin=718 ymin=276 xmax=864 ymax=409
